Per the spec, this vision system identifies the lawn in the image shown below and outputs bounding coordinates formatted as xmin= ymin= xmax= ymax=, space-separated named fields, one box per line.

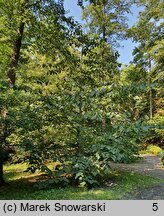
xmin=0 ymin=162 xmax=162 ymax=200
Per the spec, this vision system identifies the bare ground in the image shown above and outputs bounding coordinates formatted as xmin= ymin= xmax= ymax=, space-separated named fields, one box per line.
xmin=110 ymin=154 xmax=164 ymax=200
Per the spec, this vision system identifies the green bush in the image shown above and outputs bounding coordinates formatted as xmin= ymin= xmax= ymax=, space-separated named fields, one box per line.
xmin=35 ymin=153 xmax=112 ymax=189
xmin=146 ymin=115 xmax=164 ymax=147
xmin=141 ymin=145 xmax=163 ymax=155
xmin=72 ymin=154 xmax=111 ymax=188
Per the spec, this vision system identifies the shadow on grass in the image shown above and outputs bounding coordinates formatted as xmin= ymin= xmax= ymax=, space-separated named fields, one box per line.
xmin=3 ymin=172 xmax=17 ymax=180
xmin=0 ymin=169 xmax=162 ymax=200
xmin=0 ymin=174 xmax=40 ymax=199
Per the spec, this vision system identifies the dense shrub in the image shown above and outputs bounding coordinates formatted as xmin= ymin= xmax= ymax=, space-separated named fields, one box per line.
xmin=146 ymin=145 xmax=163 ymax=155
xmin=145 ymin=115 xmax=164 ymax=148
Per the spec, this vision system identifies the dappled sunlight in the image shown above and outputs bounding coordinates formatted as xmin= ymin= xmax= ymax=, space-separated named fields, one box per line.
xmin=80 ymin=190 xmax=105 ymax=196
xmin=1 ymin=167 xmax=161 ymax=200
xmin=4 ymin=162 xmax=57 ymax=182
xmin=4 ymin=163 xmax=28 ymax=172
xmin=4 ymin=165 xmax=45 ymax=183
xmin=155 ymin=166 xmax=164 ymax=170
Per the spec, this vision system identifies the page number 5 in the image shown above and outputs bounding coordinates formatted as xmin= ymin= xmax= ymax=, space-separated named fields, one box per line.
xmin=152 ymin=203 xmax=158 ymax=211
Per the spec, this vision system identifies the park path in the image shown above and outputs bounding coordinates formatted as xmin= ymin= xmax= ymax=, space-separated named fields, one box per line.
xmin=110 ymin=155 xmax=164 ymax=200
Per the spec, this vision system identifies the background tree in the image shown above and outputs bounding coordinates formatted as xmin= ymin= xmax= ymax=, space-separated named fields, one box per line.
xmin=126 ymin=0 xmax=164 ymax=147
xmin=82 ymin=0 xmax=131 ymax=44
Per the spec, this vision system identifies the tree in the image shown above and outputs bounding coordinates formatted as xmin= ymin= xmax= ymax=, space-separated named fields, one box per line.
xmin=119 ymin=64 xmax=148 ymax=120
xmin=0 ymin=0 xmax=152 ymax=188
xmin=0 ymin=0 xmax=70 ymax=186
xmin=128 ymin=0 xmax=164 ymax=118
xmin=82 ymin=0 xmax=131 ymax=44
xmin=127 ymin=0 xmax=164 ymax=146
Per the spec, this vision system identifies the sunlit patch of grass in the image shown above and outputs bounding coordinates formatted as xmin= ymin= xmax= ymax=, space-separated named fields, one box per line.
xmin=0 ymin=163 xmax=163 ymax=200
xmin=4 ymin=163 xmax=28 ymax=171
xmin=45 ymin=161 xmax=60 ymax=170
xmin=4 ymin=163 xmax=40 ymax=181
xmin=3 ymin=161 xmax=58 ymax=182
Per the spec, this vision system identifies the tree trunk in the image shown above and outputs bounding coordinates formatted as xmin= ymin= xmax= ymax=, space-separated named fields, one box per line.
xmin=149 ymin=57 xmax=153 ymax=119
xmin=0 ymin=161 xmax=5 ymax=186
xmin=7 ymin=22 xmax=25 ymax=86
xmin=149 ymin=87 xmax=153 ymax=119
xmin=7 ymin=0 xmax=28 ymax=86
xmin=102 ymin=26 xmax=106 ymax=42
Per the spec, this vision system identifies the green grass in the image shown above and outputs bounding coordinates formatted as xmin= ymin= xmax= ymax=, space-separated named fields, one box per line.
xmin=0 ymin=163 xmax=162 ymax=200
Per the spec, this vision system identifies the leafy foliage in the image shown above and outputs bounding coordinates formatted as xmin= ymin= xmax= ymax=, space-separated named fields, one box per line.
xmin=140 ymin=145 xmax=163 ymax=155
xmin=0 ymin=0 xmax=163 ymax=188
xmin=126 ymin=0 xmax=164 ymax=148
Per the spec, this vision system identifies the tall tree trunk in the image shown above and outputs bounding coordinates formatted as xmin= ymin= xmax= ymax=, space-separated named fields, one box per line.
xmin=0 ymin=110 xmax=8 ymax=186
xmin=7 ymin=0 xmax=28 ymax=86
xmin=149 ymin=86 xmax=153 ymax=119
xmin=101 ymin=3 xmax=107 ymax=130
xmin=1 ymin=0 xmax=28 ymax=186
xmin=149 ymin=57 xmax=153 ymax=119
xmin=7 ymin=22 xmax=25 ymax=87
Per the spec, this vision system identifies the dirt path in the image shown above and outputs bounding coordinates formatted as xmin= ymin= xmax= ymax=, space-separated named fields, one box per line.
xmin=110 ymin=154 xmax=164 ymax=200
